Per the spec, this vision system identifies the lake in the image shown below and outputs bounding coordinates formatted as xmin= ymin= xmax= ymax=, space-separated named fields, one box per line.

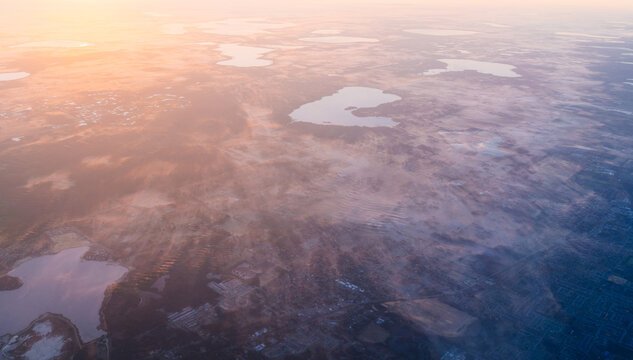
xmin=0 ymin=72 xmax=30 ymax=81
xmin=299 ymin=36 xmax=379 ymax=44
xmin=423 ymin=59 xmax=521 ymax=78
xmin=216 ymin=44 xmax=274 ymax=67
xmin=0 ymin=247 xmax=127 ymax=342
xmin=289 ymin=87 xmax=401 ymax=127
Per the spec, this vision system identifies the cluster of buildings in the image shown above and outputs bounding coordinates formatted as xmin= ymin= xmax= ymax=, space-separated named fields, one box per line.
xmin=208 ymin=278 xmax=255 ymax=311
xmin=167 ymin=303 xmax=216 ymax=340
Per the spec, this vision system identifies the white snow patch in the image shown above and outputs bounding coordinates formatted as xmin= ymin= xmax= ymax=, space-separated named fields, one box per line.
xmin=32 ymin=321 xmax=52 ymax=336
xmin=24 ymin=336 xmax=65 ymax=360
xmin=336 ymin=279 xmax=365 ymax=292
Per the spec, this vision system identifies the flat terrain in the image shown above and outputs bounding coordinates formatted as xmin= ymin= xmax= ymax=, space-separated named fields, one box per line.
xmin=1 ymin=5 xmax=633 ymax=360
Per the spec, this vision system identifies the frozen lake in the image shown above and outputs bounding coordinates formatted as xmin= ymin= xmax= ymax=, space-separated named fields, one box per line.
xmin=299 ymin=36 xmax=379 ymax=44
xmin=423 ymin=59 xmax=521 ymax=78
xmin=0 ymin=247 xmax=127 ymax=342
xmin=216 ymin=44 xmax=274 ymax=67
xmin=482 ymin=23 xmax=510 ymax=28
xmin=404 ymin=29 xmax=478 ymax=36
xmin=200 ymin=18 xmax=293 ymax=36
xmin=555 ymin=32 xmax=618 ymax=40
xmin=0 ymin=72 xmax=30 ymax=81
xmin=11 ymin=41 xmax=93 ymax=48
xmin=289 ymin=87 xmax=401 ymax=127
xmin=162 ymin=24 xmax=187 ymax=35
xmin=312 ymin=29 xmax=341 ymax=35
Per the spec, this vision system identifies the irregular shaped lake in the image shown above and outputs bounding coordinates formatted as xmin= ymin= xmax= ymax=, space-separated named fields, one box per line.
xmin=11 ymin=41 xmax=93 ymax=48
xmin=289 ymin=87 xmax=401 ymax=127
xmin=404 ymin=29 xmax=478 ymax=36
xmin=200 ymin=18 xmax=293 ymax=36
xmin=311 ymin=29 xmax=341 ymax=35
xmin=555 ymin=32 xmax=618 ymax=40
xmin=216 ymin=44 xmax=274 ymax=67
xmin=162 ymin=24 xmax=187 ymax=35
xmin=0 ymin=72 xmax=30 ymax=81
xmin=424 ymin=59 xmax=521 ymax=78
xmin=299 ymin=36 xmax=379 ymax=43
xmin=0 ymin=247 xmax=127 ymax=342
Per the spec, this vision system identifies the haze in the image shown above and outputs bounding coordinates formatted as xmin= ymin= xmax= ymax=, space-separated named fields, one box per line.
xmin=1 ymin=1 xmax=632 ymax=360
